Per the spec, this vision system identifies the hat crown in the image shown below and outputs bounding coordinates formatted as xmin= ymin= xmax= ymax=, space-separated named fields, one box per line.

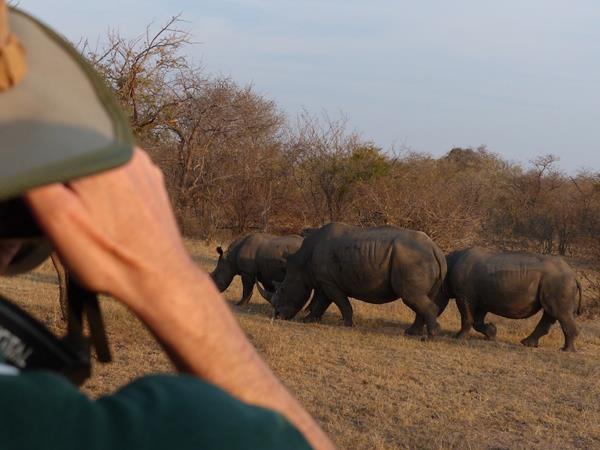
xmin=0 ymin=2 xmax=27 ymax=92
xmin=0 ymin=1 xmax=8 ymax=44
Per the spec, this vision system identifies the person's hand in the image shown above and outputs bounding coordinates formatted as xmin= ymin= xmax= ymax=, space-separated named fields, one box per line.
xmin=26 ymin=147 xmax=336 ymax=450
xmin=25 ymin=148 xmax=196 ymax=309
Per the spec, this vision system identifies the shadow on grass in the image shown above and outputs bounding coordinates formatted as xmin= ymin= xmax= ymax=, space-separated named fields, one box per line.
xmin=229 ymin=298 xmax=465 ymax=340
xmin=231 ymin=298 xmax=564 ymax=353
xmin=221 ymin=290 xmax=539 ymax=350
xmin=229 ymin=300 xmax=274 ymax=319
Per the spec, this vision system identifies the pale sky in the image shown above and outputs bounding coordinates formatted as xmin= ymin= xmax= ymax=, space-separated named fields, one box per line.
xmin=18 ymin=1 xmax=600 ymax=172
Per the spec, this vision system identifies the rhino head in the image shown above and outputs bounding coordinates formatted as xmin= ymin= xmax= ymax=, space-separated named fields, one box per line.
xmin=269 ymin=252 xmax=312 ymax=320
xmin=210 ymin=246 xmax=236 ymax=292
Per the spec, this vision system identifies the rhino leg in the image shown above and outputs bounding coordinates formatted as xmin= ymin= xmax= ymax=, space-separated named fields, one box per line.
xmin=236 ymin=274 xmax=255 ymax=306
xmin=405 ymin=315 xmax=425 ymax=336
xmin=431 ymin=287 xmax=450 ymax=317
xmin=402 ymin=295 xmax=441 ymax=337
xmin=303 ymin=290 xmax=332 ymax=323
xmin=473 ymin=309 xmax=496 ymax=340
xmin=321 ymin=285 xmax=353 ymax=327
xmin=521 ymin=312 xmax=556 ymax=348
xmin=304 ymin=300 xmax=332 ymax=323
xmin=557 ymin=314 xmax=579 ymax=352
xmin=537 ymin=280 xmax=580 ymax=351
xmin=455 ymin=297 xmax=473 ymax=339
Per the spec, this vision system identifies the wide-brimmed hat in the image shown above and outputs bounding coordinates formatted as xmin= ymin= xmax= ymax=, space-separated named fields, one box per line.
xmin=0 ymin=2 xmax=133 ymax=273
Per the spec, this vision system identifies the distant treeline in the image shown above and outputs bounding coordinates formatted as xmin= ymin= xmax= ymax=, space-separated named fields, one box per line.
xmin=82 ymin=17 xmax=600 ymax=264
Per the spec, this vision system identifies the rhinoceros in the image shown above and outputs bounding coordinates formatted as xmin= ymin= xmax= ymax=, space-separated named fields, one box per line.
xmin=210 ymin=233 xmax=303 ymax=305
xmin=445 ymin=247 xmax=582 ymax=351
xmin=260 ymin=223 xmax=448 ymax=336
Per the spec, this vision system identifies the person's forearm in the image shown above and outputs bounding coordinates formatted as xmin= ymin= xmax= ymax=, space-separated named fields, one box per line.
xmin=23 ymin=150 xmax=334 ymax=448
xmin=127 ymin=264 xmax=335 ymax=450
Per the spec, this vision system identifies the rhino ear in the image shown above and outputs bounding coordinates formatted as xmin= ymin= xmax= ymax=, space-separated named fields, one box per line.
xmin=216 ymin=246 xmax=223 ymax=256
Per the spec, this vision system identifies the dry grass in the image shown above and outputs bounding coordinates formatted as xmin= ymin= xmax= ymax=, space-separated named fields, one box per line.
xmin=2 ymin=240 xmax=600 ymax=449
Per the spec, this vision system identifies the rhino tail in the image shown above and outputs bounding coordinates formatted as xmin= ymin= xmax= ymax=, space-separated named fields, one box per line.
xmin=576 ymin=279 xmax=583 ymax=316
xmin=433 ymin=244 xmax=447 ymax=292
xmin=430 ymin=244 xmax=449 ymax=315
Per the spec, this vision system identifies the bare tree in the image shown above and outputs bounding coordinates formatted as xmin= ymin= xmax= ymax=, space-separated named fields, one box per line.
xmin=77 ymin=15 xmax=600 ymax=289
xmin=80 ymin=15 xmax=197 ymax=140
xmin=283 ymin=111 xmax=377 ymax=223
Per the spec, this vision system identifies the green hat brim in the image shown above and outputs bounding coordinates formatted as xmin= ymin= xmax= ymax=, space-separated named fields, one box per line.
xmin=0 ymin=7 xmax=133 ymax=200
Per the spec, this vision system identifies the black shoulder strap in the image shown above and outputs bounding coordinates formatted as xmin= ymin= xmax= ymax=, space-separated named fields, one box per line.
xmin=64 ymin=275 xmax=112 ymax=363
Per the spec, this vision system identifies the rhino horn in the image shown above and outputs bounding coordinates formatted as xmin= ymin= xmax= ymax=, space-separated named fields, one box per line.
xmin=256 ymin=282 xmax=275 ymax=304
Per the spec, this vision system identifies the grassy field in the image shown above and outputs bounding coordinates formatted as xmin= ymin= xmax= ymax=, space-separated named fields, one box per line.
xmin=2 ymin=239 xmax=600 ymax=449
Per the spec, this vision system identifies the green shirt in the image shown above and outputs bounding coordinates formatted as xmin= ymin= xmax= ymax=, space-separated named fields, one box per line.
xmin=0 ymin=371 xmax=312 ymax=450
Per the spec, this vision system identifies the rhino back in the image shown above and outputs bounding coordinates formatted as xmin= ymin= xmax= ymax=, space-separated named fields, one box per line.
xmin=480 ymin=253 xmax=546 ymax=294
xmin=451 ymin=248 xmax=557 ymax=317
xmin=255 ymin=235 xmax=304 ymax=284
xmin=234 ymin=233 xmax=280 ymax=274
xmin=287 ymin=223 xmax=356 ymax=268
xmin=309 ymin=225 xmax=441 ymax=302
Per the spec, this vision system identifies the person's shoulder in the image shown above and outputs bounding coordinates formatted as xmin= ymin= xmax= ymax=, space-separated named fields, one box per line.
xmin=100 ymin=374 xmax=313 ymax=449
xmin=0 ymin=370 xmax=92 ymax=449
xmin=0 ymin=369 xmax=82 ymax=404
xmin=0 ymin=372 xmax=312 ymax=450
